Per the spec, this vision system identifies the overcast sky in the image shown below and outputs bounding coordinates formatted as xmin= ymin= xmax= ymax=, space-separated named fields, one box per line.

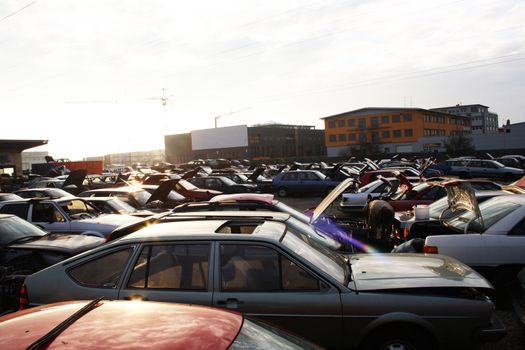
xmin=1 ymin=0 xmax=524 ymax=160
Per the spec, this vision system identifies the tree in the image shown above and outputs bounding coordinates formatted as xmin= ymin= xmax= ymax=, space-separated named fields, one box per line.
xmin=443 ymin=134 xmax=475 ymax=158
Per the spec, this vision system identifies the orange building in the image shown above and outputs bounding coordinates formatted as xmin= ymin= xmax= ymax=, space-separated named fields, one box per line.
xmin=322 ymin=107 xmax=471 ymax=156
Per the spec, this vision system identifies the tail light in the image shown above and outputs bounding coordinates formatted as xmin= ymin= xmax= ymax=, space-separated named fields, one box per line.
xmin=423 ymin=245 xmax=439 ymax=254
xmin=19 ymin=284 xmax=29 ymax=310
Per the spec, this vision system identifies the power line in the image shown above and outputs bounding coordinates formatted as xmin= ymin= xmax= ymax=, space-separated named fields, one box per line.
xmin=0 ymin=0 xmax=39 ymax=24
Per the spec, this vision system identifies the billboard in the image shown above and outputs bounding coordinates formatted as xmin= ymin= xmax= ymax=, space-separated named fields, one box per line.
xmin=191 ymin=125 xmax=248 ymax=151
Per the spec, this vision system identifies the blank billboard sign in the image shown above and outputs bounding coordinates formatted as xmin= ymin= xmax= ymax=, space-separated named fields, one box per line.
xmin=191 ymin=125 xmax=248 ymax=150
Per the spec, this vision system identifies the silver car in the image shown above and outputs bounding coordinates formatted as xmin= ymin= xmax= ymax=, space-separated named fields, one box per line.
xmin=23 ymin=218 xmax=504 ymax=349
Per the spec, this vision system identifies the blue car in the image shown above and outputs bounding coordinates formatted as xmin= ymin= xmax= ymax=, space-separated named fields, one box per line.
xmin=272 ymin=170 xmax=341 ymax=197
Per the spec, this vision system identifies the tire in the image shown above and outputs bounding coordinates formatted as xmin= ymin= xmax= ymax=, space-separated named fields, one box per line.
xmin=277 ymin=187 xmax=288 ymax=197
xmin=361 ymin=326 xmax=434 ymax=350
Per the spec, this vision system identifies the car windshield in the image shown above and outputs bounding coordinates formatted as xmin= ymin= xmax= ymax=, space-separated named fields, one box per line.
xmin=281 ymin=228 xmax=348 ymax=285
xmin=284 ymin=216 xmax=342 ymax=251
xmin=60 ymin=199 xmax=101 ymax=219
xmin=108 ymin=198 xmax=137 ymax=213
xmin=445 ymin=197 xmax=521 ymax=233
xmin=178 ymin=179 xmax=198 ymax=191
xmin=131 ymin=190 xmax=151 ymax=207
xmin=0 ymin=215 xmax=46 ymax=245
xmin=220 ymin=177 xmax=237 ymax=186
xmin=230 ymin=318 xmax=321 ymax=350
xmin=429 ymin=196 xmax=449 ymax=219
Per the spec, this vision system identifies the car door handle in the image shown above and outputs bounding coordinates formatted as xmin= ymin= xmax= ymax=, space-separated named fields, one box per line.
xmin=217 ymin=298 xmax=243 ymax=309
xmin=123 ymin=295 xmax=148 ymax=301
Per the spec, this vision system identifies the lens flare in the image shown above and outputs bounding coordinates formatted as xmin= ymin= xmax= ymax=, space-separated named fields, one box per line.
xmin=314 ymin=216 xmax=380 ymax=254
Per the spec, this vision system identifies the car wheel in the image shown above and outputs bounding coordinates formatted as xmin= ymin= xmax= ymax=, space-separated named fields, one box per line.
xmin=277 ymin=187 xmax=288 ymax=197
xmin=361 ymin=327 xmax=433 ymax=350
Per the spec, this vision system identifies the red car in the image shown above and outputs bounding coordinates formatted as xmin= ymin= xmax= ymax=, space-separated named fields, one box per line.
xmin=0 ymin=300 xmax=320 ymax=349
xmin=385 ymin=173 xmax=501 ymax=211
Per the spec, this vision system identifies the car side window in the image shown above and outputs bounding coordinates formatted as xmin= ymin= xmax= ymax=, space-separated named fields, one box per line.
xmin=421 ymin=186 xmax=443 ymax=200
xmin=69 ymin=248 xmax=134 ymax=288
xmin=128 ymin=244 xmax=210 ymax=290
xmin=32 ymin=203 xmax=65 ymax=222
xmin=509 ymin=217 xmax=525 ymax=236
xmin=220 ymin=244 xmax=319 ymax=292
xmin=282 ymin=173 xmax=298 ymax=181
xmin=0 ymin=203 xmax=30 ymax=219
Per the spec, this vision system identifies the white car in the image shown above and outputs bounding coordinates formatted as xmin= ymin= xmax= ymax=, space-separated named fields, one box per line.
xmin=423 ymin=193 xmax=525 ymax=285
xmin=0 ymin=198 xmax=142 ymax=239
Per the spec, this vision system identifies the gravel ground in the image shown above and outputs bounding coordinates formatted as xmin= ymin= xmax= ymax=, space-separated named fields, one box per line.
xmin=279 ymin=195 xmax=525 ymax=350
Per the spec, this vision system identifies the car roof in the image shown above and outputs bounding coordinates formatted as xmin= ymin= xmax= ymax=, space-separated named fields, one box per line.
xmin=163 ymin=210 xmax=291 ymax=221
xmin=0 ymin=301 xmax=242 ymax=349
xmin=209 ymin=193 xmax=275 ymax=204
xmin=120 ymin=219 xmax=286 ymax=242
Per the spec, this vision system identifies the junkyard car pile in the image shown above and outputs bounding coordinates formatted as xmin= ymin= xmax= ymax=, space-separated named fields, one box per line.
xmin=1 ymin=155 xmax=524 ymax=348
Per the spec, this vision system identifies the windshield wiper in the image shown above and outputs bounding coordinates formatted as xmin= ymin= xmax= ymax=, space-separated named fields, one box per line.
xmin=8 ymin=235 xmax=43 ymax=246
xmin=26 ymin=297 xmax=104 ymax=350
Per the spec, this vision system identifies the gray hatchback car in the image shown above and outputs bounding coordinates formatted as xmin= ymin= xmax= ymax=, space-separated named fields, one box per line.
xmin=22 ymin=220 xmax=504 ymax=349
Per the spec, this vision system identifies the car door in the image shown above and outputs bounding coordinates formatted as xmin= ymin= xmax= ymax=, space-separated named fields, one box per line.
xmin=301 ymin=171 xmax=323 ymax=193
xmin=212 ymin=241 xmax=343 ymax=348
xmin=30 ymin=202 xmax=71 ymax=233
xmin=118 ymin=242 xmax=214 ymax=306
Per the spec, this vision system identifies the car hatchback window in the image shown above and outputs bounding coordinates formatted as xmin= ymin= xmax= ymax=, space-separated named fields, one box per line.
xmin=69 ymin=248 xmax=134 ymax=288
xmin=128 ymin=244 xmax=210 ymax=290
xmin=220 ymin=244 xmax=319 ymax=292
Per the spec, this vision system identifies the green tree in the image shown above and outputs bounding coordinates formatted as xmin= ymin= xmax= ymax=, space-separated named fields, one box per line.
xmin=443 ymin=134 xmax=475 ymax=158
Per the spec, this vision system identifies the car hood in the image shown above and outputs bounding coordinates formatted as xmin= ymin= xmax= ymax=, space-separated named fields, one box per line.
xmin=350 ymin=253 xmax=493 ymax=291
xmin=443 ymin=180 xmax=483 ymax=228
xmin=311 ymin=178 xmax=358 ymax=223
xmin=9 ymin=233 xmax=104 ymax=254
xmin=82 ymin=214 xmax=143 ymax=227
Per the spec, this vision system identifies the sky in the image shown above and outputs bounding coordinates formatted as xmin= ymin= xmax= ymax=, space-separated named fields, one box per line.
xmin=1 ymin=0 xmax=524 ymax=160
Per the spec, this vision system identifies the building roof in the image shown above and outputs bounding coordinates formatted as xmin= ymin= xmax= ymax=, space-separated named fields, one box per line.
xmin=0 ymin=139 xmax=48 ymax=152
xmin=321 ymin=107 xmax=459 ymax=120
xmin=249 ymin=123 xmax=316 ymax=129
xmin=429 ymin=104 xmax=489 ymax=110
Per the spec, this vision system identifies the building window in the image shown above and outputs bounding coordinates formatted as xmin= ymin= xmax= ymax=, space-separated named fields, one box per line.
xmin=329 ymin=135 xmax=336 ymax=142
xmin=348 ymin=133 xmax=356 ymax=141
xmin=359 ymin=133 xmax=367 ymax=142
xmin=381 ymin=115 xmax=389 ymax=124
xmin=424 ymin=114 xmax=430 ymax=123
xmin=370 ymin=116 xmax=378 ymax=127
xmin=393 ymin=130 xmax=401 ymax=138
xmin=404 ymin=129 xmax=413 ymax=137
xmin=337 ymin=120 xmax=345 ymax=128
xmin=348 ymin=118 xmax=355 ymax=127
xmin=338 ymin=133 xmax=346 ymax=141
xmin=358 ymin=118 xmax=366 ymax=128
xmin=371 ymin=132 xmax=379 ymax=142
xmin=382 ymin=130 xmax=390 ymax=138
xmin=403 ymin=114 xmax=412 ymax=122
xmin=328 ymin=121 xmax=336 ymax=128
xmin=384 ymin=147 xmax=390 ymax=153
xmin=392 ymin=115 xmax=401 ymax=123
